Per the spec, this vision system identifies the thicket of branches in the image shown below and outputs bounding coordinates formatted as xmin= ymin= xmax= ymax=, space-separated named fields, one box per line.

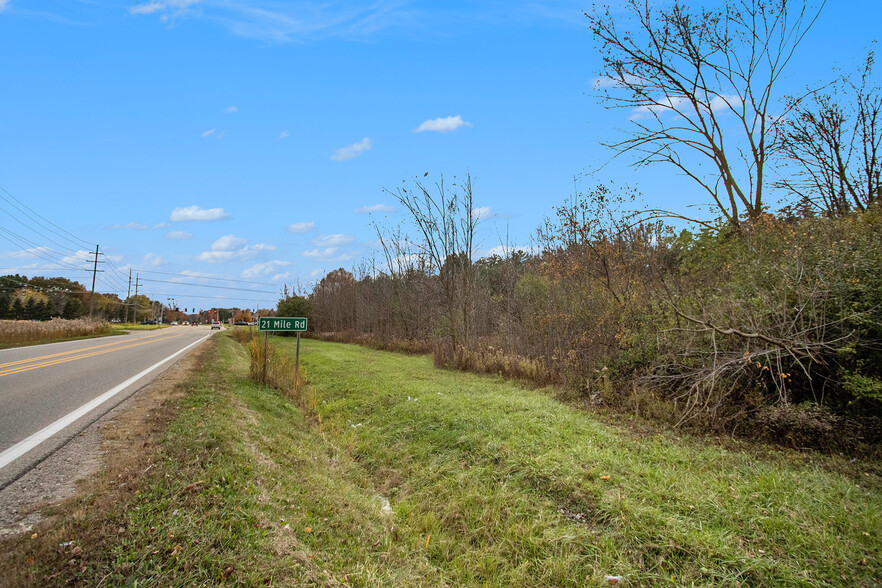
xmin=305 ymin=175 xmax=881 ymax=448
xmin=302 ymin=0 xmax=882 ymax=449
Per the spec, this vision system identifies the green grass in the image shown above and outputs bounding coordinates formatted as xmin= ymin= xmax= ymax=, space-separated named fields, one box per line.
xmin=15 ymin=335 xmax=880 ymax=586
xmin=288 ymin=337 xmax=881 ymax=587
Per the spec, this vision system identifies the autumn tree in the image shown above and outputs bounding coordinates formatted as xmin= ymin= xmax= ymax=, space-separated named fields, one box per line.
xmin=382 ymin=173 xmax=480 ymax=360
xmin=778 ymin=51 xmax=882 ymax=216
xmin=588 ymin=0 xmax=824 ymax=227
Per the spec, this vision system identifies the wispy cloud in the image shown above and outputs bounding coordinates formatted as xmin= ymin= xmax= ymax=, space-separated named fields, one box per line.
xmin=196 ymin=235 xmax=276 ymax=262
xmin=287 ymin=221 xmax=316 ymax=234
xmin=109 ymin=221 xmax=169 ymax=230
xmin=129 ymin=0 xmax=418 ymax=43
xmin=303 ymin=247 xmax=357 ymax=262
xmin=7 ymin=246 xmax=53 ymax=259
xmin=414 ymin=115 xmax=472 ymax=133
xmin=279 ymin=130 xmax=290 ymax=139
xmin=354 ymin=203 xmax=395 ymax=214
xmin=0 ymin=0 xmax=10 ymax=13
xmin=225 ymin=105 xmax=238 ymax=113
xmin=142 ymin=252 xmax=165 ymax=267
xmin=201 ymin=128 xmax=216 ymax=137
xmin=471 ymin=206 xmax=492 ymax=219
xmin=312 ymin=234 xmax=354 ymax=247
xmin=170 ymin=205 xmax=230 ymax=221
xmin=629 ymin=94 xmax=742 ymax=121
xmin=165 ymin=230 xmax=194 ymax=240
xmin=331 ymin=137 xmax=372 ymax=161
xmin=242 ymin=260 xmax=290 ymax=278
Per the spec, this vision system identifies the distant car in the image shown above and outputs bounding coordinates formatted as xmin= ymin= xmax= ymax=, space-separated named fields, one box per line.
xmin=171 ymin=321 xmax=179 ymax=325
xmin=142 ymin=320 xmax=157 ymax=325
xmin=211 ymin=321 xmax=221 ymax=330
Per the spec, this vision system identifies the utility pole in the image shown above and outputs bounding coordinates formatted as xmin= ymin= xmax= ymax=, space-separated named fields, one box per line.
xmin=87 ymin=245 xmax=104 ymax=318
xmin=133 ymin=273 xmax=142 ymax=323
xmin=124 ymin=269 xmax=132 ymax=324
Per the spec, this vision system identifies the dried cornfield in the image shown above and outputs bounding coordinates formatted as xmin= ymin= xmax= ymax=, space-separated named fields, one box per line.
xmin=0 ymin=318 xmax=112 ymax=346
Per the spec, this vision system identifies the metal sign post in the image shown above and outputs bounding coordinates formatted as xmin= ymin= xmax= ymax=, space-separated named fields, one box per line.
xmin=258 ymin=317 xmax=308 ymax=385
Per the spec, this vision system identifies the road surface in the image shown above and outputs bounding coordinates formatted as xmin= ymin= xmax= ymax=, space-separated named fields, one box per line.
xmin=0 ymin=325 xmax=215 ymax=489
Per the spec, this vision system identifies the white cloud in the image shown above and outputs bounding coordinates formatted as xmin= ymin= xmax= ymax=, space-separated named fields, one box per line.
xmin=709 ymin=94 xmax=743 ymax=113
xmin=303 ymin=247 xmax=337 ymax=258
xmin=7 ymin=246 xmax=52 ymax=259
xmin=143 ymin=253 xmax=165 ymax=267
xmin=310 ymin=268 xmax=325 ymax=278
xmin=170 ymin=205 xmax=230 ymax=221
xmin=355 ymin=203 xmax=395 ymax=214
xmin=471 ymin=206 xmax=492 ymax=219
xmin=165 ymin=230 xmax=194 ymax=240
xmin=287 ymin=221 xmax=316 ymax=234
xmin=303 ymin=247 xmax=357 ymax=263
xmin=0 ymin=0 xmax=10 ymax=12
xmin=312 ymin=233 xmax=354 ymax=247
xmin=331 ymin=137 xmax=372 ymax=161
xmin=225 ymin=105 xmax=238 ymax=113
xmin=210 ymin=234 xmax=248 ymax=251
xmin=279 ymin=130 xmax=290 ymax=139
xmin=196 ymin=241 xmax=276 ymax=263
xmin=242 ymin=260 xmax=290 ymax=278
xmin=629 ymin=94 xmax=743 ymax=121
xmin=201 ymin=128 xmax=216 ymax=137
xmin=414 ymin=115 xmax=472 ymax=133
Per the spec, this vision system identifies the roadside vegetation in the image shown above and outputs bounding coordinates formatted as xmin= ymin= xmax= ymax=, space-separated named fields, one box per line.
xmin=4 ymin=334 xmax=878 ymax=586
xmin=297 ymin=0 xmax=882 ymax=451
xmin=0 ymin=317 xmax=113 ymax=348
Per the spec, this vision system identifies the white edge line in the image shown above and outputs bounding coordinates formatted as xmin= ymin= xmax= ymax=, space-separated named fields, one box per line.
xmin=0 ymin=332 xmax=215 ymax=472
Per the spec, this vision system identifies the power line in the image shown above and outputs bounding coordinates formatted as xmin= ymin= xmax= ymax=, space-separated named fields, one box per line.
xmin=132 ymin=268 xmax=281 ymax=287
xmin=139 ymin=277 xmax=276 ymax=294
xmin=0 ymin=230 xmax=89 ymax=270
xmin=137 ymin=291 xmax=278 ymax=304
xmin=0 ymin=184 xmax=94 ymax=250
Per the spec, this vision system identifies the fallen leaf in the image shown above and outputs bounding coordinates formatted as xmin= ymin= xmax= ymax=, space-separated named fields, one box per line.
xmin=170 ymin=544 xmax=183 ymax=557
xmin=70 ymin=546 xmax=82 ymax=558
xmin=600 ymin=475 xmax=611 ymax=480
xmin=30 ymin=533 xmax=38 ymax=540
xmin=304 ymin=527 xmax=312 ymax=533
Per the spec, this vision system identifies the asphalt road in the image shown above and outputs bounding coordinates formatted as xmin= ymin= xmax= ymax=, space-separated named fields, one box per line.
xmin=0 ymin=325 xmax=216 ymax=489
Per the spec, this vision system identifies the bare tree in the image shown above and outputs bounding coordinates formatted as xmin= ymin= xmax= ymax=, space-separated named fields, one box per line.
xmin=382 ymin=174 xmax=480 ymax=361
xmin=588 ymin=0 xmax=824 ymax=227
xmin=778 ymin=51 xmax=882 ymax=216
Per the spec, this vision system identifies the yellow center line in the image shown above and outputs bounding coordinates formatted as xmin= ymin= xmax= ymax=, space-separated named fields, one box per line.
xmin=0 ymin=330 xmax=178 ymax=370
xmin=0 ymin=332 xmax=188 ymax=378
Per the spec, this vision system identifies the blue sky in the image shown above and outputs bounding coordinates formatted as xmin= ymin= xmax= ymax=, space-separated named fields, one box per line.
xmin=0 ymin=0 xmax=877 ymax=311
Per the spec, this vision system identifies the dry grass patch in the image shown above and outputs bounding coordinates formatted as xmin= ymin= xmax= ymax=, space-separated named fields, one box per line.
xmin=0 ymin=318 xmax=113 ymax=348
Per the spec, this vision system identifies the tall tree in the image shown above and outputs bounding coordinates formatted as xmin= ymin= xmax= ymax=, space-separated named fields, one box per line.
xmin=778 ymin=51 xmax=882 ymax=216
xmin=588 ymin=0 xmax=824 ymax=227
xmin=382 ymin=174 xmax=480 ymax=359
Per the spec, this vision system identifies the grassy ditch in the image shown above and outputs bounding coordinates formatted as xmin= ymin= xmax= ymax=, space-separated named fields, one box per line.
xmin=3 ymin=335 xmax=879 ymax=586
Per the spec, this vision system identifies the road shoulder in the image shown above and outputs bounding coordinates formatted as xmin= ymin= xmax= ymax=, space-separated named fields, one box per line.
xmin=0 ymin=336 xmax=216 ymax=541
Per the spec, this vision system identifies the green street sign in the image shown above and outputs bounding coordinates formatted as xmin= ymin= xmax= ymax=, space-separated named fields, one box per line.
xmin=258 ymin=317 xmax=307 ymax=332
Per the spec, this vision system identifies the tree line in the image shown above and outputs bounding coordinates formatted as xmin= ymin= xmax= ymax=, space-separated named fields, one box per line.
xmin=293 ymin=0 xmax=882 ymax=450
